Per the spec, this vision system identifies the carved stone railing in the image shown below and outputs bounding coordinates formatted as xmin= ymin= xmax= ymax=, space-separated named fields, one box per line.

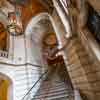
xmin=0 ymin=50 xmax=8 ymax=58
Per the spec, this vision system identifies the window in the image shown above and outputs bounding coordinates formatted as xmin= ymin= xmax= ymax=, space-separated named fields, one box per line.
xmin=87 ymin=3 xmax=100 ymax=42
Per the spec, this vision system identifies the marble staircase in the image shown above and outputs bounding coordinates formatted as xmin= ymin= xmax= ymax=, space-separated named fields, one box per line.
xmin=33 ymin=69 xmax=73 ymax=100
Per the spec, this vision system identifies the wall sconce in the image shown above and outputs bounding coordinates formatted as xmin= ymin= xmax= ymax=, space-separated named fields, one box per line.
xmin=7 ymin=7 xmax=23 ymax=36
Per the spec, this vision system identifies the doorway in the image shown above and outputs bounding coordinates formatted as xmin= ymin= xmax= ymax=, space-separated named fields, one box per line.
xmin=0 ymin=73 xmax=13 ymax=100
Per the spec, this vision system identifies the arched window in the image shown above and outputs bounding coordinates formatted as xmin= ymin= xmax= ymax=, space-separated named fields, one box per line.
xmin=0 ymin=22 xmax=8 ymax=51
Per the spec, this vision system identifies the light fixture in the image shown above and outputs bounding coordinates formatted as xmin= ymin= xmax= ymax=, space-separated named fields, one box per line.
xmin=7 ymin=3 xmax=23 ymax=36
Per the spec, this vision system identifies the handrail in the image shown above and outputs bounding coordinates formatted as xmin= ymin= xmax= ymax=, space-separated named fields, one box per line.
xmin=21 ymin=70 xmax=49 ymax=100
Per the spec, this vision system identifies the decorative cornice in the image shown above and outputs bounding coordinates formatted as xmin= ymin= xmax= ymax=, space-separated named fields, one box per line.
xmin=0 ymin=61 xmax=44 ymax=67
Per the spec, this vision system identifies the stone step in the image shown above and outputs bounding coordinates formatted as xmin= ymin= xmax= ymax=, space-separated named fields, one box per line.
xmin=33 ymin=72 xmax=72 ymax=100
xmin=35 ymin=87 xmax=69 ymax=97
xmin=33 ymin=92 xmax=69 ymax=100
xmin=38 ymin=82 xmax=68 ymax=91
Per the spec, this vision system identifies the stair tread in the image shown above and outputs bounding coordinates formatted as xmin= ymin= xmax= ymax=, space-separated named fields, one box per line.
xmin=33 ymin=72 xmax=72 ymax=100
xmin=35 ymin=89 xmax=69 ymax=96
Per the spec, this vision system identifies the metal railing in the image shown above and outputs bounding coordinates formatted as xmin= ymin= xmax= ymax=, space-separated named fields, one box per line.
xmin=21 ymin=70 xmax=49 ymax=100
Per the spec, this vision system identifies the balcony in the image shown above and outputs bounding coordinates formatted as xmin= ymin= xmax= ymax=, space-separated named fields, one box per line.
xmin=0 ymin=50 xmax=9 ymax=63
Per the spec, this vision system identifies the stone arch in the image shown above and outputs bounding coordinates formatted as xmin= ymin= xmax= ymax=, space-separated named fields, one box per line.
xmin=25 ymin=12 xmax=66 ymax=43
xmin=25 ymin=13 xmax=54 ymax=43
xmin=25 ymin=12 xmax=70 ymax=49
xmin=25 ymin=12 xmax=59 ymax=72
xmin=25 ymin=12 xmax=71 ymax=72
xmin=25 ymin=12 xmax=73 ymax=95
xmin=0 ymin=72 xmax=13 ymax=100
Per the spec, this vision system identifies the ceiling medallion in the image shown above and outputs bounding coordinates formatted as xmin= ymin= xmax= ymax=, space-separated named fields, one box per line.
xmin=7 ymin=7 xmax=23 ymax=36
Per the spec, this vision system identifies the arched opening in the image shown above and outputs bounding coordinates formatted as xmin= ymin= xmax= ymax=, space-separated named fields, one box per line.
xmin=0 ymin=73 xmax=13 ymax=100
xmin=25 ymin=12 xmax=73 ymax=99
xmin=42 ymin=32 xmax=73 ymax=93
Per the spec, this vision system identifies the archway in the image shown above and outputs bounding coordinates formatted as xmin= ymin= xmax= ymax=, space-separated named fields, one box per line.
xmin=25 ymin=13 xmax=55 ymax=72
xmin=0 ymin=73 xmax=13 ymax=100
xmin=25 ymin=12 xmax=73 ymax=97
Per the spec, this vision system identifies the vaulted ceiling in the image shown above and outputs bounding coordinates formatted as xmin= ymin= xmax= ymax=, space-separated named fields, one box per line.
xmin=8 ymin=0 xmax=54 ymax=13
xmin=1 ymin=0 xmax=54 ymax=27
xmin=0 ymin=0 xmax=54 ymax=51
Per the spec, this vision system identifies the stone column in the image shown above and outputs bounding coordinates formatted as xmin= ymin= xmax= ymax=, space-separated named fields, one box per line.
xmin=12 ymin=35 xmax=26 ymax=64
xmin=9 ymin=33 xmax=26 ymax=64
